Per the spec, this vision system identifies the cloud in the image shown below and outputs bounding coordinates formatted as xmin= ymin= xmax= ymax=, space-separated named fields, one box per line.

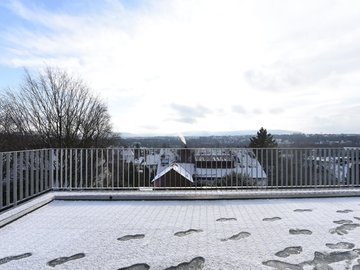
xmin=243 ymin=2 xmax=360 ymax=92
xmin=233 ymin=105 xmax=284 ymax=116
xmin=244 ymin=65 xmax=300 ymax=92
xmin=306 ymin=103 xmax=360 ymax=133
xmin=269 ymin=107 xmax=284 ymax=114
xmin=252 ymin=108 xmax=263 ymax=115
xmin=244 ymin=46 xmax=360 ymax=92
xmin=232 ymin=105 xmax=247 ymax=114
xmin=140 ymin=125 xmax=160 ymax=130
xmin=173 ymin=117 xmax=197 ymax=124
xmin=169 ymin=103 xmax=212 ymax=124
xmin=1 ymin=0 xmax=360 ymax=133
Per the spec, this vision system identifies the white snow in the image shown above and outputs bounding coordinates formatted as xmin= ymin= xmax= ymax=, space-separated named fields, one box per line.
xmin=0 ymin=197 xmax=360 ymax=269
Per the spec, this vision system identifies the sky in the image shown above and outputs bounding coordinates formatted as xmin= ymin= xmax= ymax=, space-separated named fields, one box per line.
xmin=1 ymin=0 xmax=360 ymax=135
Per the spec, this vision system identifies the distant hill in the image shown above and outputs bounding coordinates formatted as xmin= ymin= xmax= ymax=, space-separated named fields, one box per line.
xmin=182 ymin=129 xmax=299 ymax=136
xmin=120 ymin=129 xmax=299 ymax=138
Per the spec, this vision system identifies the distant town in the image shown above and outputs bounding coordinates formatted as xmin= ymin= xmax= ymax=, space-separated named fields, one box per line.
xmin=120 ymin=133 xmax=360 ymax=148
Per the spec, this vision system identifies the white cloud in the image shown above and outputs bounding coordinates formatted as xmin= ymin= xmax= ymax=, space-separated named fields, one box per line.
xmin=2 ymin=0 xmax=360 ymax=134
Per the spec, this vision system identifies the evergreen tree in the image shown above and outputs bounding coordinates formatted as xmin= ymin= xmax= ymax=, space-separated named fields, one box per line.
xmin=249 ymin=127 xmax=278 ymax=148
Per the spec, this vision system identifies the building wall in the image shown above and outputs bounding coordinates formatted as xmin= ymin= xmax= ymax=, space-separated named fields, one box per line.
xmin=153 ymin=170 xmax=193 ymax=187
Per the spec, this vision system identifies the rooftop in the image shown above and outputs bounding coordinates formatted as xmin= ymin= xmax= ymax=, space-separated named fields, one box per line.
xmin=1 ymin=194 xmax=360 ymax=269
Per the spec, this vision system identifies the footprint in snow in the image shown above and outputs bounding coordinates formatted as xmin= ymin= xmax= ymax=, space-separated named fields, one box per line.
xmin=329 ymin=223 xmax=360 ymax=235
xmin=326 ymin=242 xmax=355 ymax=249
xmin=216 ymin=217 xmax=237 ymax=222
xmin=118 ymin=263 xmax=150 ymax=270
xmin=289 ymin=229 xmax=312 ymax=235
xmin=336 ymin=209 xmax=353 ymax=213
xmin=293 ymin=209 xmax=312 ymax=212
xmin=221 ymin=232 xmax=251 ymax=241
xmin=262 ymin=260 xmax=302 ymax=270
xmin=333 ymin=219 xmax=353 ymax=224
xmin=264 ymin=250 xmax=360 ymax=269
xmin=47 ymin=253 xmax=85 ymax=267
xmin=174 ymin=229 xmax=203 ymax=237
xmin=353 ymin=259 xmax=360 ymax=270
xmin=164 ymin=257 xmax=205 ymax=270
xmin=0 ymin=253 xmax=32 ymax=265
xmin=263 ymin=217 xmax=281 ymax=222
xmin=275 ymin=246 xmax=303 ymax=258
xmin=118 ymin=234 xmax=145 ymax=241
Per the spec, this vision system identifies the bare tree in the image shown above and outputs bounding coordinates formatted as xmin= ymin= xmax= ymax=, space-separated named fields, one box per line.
xmin=0 ymin=67 xmax=113 ymax=149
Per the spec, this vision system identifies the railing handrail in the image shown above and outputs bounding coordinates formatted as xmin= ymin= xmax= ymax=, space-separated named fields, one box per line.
xmin=3 ymin=146 xmax=359 ymax=155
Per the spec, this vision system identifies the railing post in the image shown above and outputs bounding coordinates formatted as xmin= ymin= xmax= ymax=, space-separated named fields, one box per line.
xmin=19 ymin=152 xmax=23 ymax=200
xmin=40 ymin=150 xmax=44 ymax=192
xmin=60 ymin=149 xmax=63 ymax=189
xmin=299 ymin=149 xmax=302 ymax=187
xmin=80 ymin=149 xmax=83 ymax=189
xmin=91 ymin=148 xmax=94 ymax=188
xmin=69 ymin=149 xmax=72 ymax=190
xmin=50 ymin=148 xmax=54 ymax=190
xmin=64 ymin=149 xmax=68 ymax=189
xmin=75 ymin=149 xmax=78 ymax=189
xmin=112 ymin=148 xmax=114 ymax=190
xmin=13 ymin=152 xmax=18 ymax=206
xmin=122 ymin=148 xmax=125 ymax=188
xmin=6 ymin=153 xmax=10 ymax=206
xmin=35 ymin=150 xmax=40 ymax=194
xmin=0 ymin=153 xmax=3 ymax=210
xmin=95 ymin=149 xmax=99 ymax=189
xmin=356 ymin=148 xmax=359 ymax=187
xmin=85 ymin=149 xmax=88 ymax=188
xmin=351 ymin=148 xmax=355 ymax=187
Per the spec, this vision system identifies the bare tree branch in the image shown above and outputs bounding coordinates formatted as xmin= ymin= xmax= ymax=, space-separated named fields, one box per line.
xmin=0 ymin=66 xmax=113 ymax=149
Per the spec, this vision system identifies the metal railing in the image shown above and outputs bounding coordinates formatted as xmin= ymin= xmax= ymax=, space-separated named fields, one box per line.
xmin=0 ymin=149 xmax=53 ymax=212
xmin=1 ymin=147 xmax=360 ymax=211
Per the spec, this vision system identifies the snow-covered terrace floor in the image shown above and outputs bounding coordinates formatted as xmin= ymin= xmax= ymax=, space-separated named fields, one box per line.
xmin=1 ymin=192 xmax=360 ymax=269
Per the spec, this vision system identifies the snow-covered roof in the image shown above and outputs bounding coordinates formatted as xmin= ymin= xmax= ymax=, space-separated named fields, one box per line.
xmin=194 ymin=148 xmax=231 ymax=156
xmin=152 ymin=163 xmax=194 ymax=183
xmin=3 ymin=197 xmax=360 ymax=269
xmin=195 ymin=165 xmax=267 ymax=179
xmin=195 ymin=168 xmax=234 ymax=178
xmin=120 ymin=149 xmax=135 ymax=163
xmin=145 ymin=154 xmax=160 ymax=165
xmin=134 ymin=156 xmax=144 ymax=165
xmin=195 ymin=155 xmax=233 ymax=162
xmin=123 ymin=148 xmax=268 ymax=181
